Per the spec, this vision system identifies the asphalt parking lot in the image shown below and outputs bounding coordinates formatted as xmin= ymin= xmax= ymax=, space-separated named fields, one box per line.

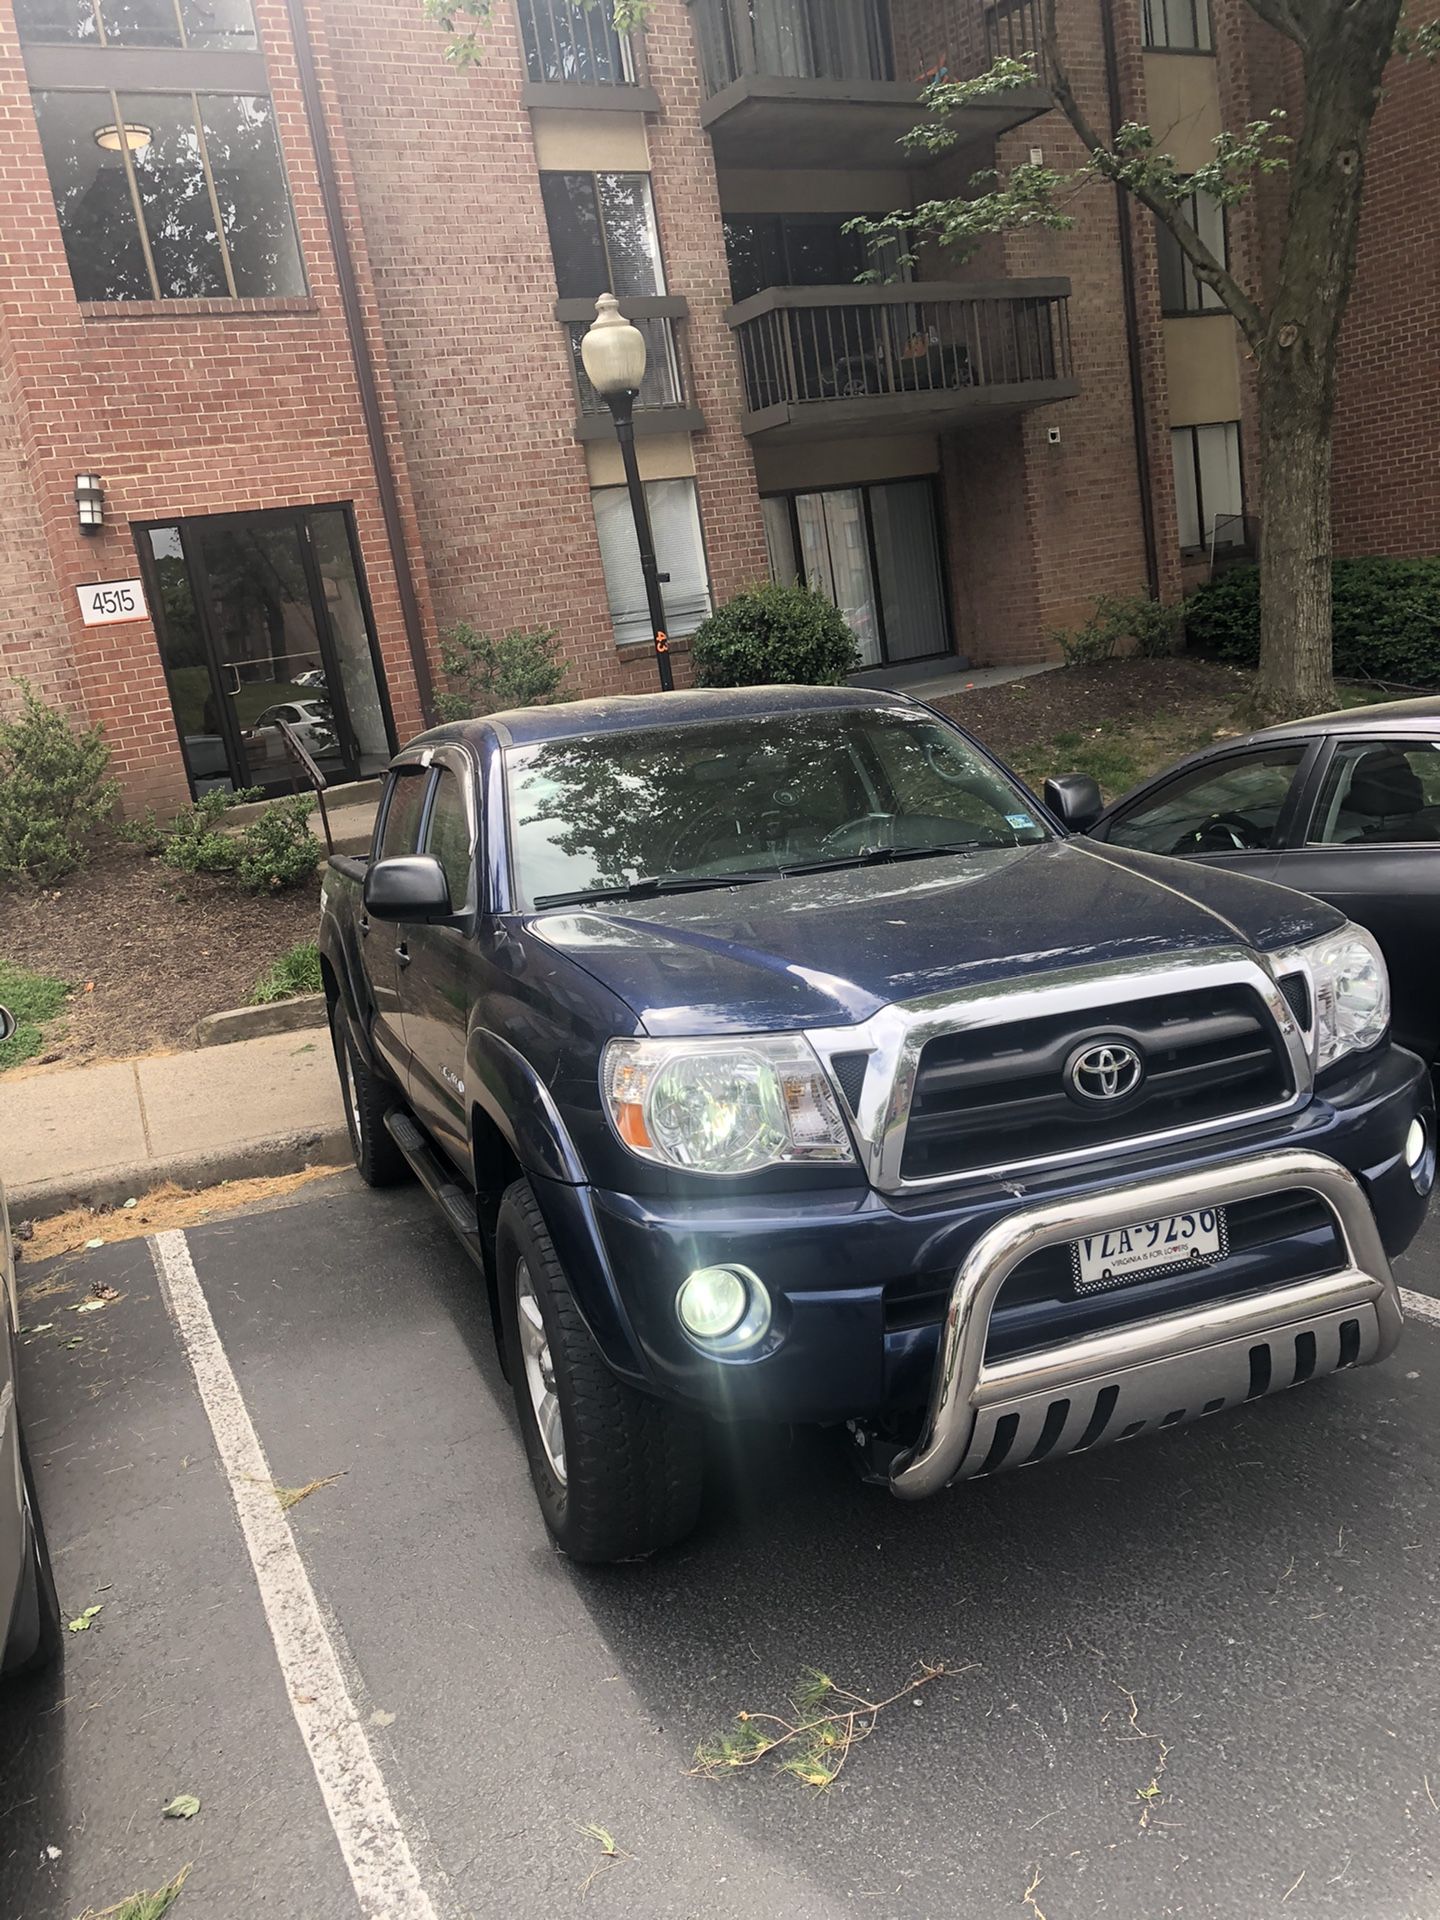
xmin=4 ymin=1176 xmax=1440 ymax=1920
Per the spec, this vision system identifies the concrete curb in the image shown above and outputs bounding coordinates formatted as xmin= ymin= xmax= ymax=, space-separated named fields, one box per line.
xmin=10 ymin=1124 xmax=352 ymax=1224
xmin=195 ymin=995 xmax=329 ymax=1048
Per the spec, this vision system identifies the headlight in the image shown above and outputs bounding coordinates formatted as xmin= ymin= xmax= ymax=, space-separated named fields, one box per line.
xmin=602 ymin=1035 xmax=855 ymax=1174
xmin=1296 ymin=925 xmax=1390 ymax=1072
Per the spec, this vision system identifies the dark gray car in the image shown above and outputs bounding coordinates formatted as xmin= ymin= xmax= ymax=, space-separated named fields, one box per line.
xmin=1 ymin=1007 xmax=60 ymax=1678
xmin=1084 ymin=695 xmax=1440 ymax=1063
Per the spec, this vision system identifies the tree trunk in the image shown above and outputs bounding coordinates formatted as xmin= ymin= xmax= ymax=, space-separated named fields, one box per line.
xmin=1248 ymin=0 xmax=1403 ymax=722
xmin=1253 ymin=347 xmax=1337 ymax=721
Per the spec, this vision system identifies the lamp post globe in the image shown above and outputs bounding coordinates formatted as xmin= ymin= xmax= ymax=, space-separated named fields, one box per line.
xmin=580 ymin=292 xmax=648 ymax=396
xmin=581 ymin=293 xmax=674 ymax=692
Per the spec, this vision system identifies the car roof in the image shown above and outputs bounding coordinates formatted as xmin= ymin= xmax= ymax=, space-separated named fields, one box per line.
xmin=411 ymin=683 xmax=917 ymax=751
xmin=1247 ymin=692 xmax=1440 ymax=742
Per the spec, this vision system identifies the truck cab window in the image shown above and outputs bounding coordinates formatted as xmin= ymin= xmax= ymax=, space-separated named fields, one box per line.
xmin=377 ymin=767 xmax=431 ymax=860
xmin=424 ymin=769 xmax=474 ymax=909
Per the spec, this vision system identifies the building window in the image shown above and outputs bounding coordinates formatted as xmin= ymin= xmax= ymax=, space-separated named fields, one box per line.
xmin=13 ymin=0 xmax=258 ymax=48
xmin=1142 ymin=0 xmax=1212 ymax=49
xmin=33 ymin=89 xmax=305 ymax=300
xmin=517 ymin=0 xmax=636 ymax=85
xmin=592 ymin=479 xmax=711 ymax=649
xmin=540 ymin=171 xmax=665 ymax=300
xmin=1155 ymin=188 xmax=1226 ymax=313
xmin=1171 ymin=422 xmax=1244 ymax=553
xmin=19 ymin=0 xmax=304 ymax=303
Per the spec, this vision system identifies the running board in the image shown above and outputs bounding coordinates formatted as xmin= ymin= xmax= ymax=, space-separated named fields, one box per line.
xmin=384 ymin=1108 xmax=485 ymax=1269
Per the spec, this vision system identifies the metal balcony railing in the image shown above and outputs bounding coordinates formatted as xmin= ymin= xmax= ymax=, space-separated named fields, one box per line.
xmin=728 ymin=281 xmax=1073 ymax=421
xmin=690 ymin=0 xmax=1045 ymax=96
xmin=518 ymin=0 xmax=638 ymax=86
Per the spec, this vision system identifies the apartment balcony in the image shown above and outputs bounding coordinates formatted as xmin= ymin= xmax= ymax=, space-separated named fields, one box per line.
xmin=726 ymin=280 xmax=1077 ymax=442
xmin=689 ymin=0 xmax=1049 ymax=169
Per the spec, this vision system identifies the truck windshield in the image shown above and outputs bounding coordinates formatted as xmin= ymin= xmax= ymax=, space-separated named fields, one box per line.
xmin=505 ymin=707 xmax=1049 ymax=910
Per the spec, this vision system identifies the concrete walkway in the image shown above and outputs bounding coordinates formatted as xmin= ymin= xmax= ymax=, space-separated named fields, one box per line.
xmin=2 ymin=1029 xmax=348 ymax=1217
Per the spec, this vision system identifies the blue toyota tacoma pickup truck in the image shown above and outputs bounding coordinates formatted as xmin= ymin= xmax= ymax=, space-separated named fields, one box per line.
xmin=318 ymin=686 xmax=1434 ymax=1562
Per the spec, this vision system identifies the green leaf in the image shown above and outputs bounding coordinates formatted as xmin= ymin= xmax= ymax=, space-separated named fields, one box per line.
xmin=67 ymin=1603 xmax=103 ymax=1632
xmin=162 ymin=1794 xmax=201 ymax=1820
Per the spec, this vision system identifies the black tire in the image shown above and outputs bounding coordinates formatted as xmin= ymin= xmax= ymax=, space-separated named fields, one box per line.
xmin=496 ymin=1179 xmax=703 ymax=1563
xmin=3 ymin=1434 xmax=61 ymax=1678
xmin=329 ymin=1000 xmax=410 ymax=1188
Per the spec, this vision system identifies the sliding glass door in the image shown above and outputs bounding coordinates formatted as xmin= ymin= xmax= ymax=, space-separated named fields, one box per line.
xmin=763 ymin=476 xmax=950 ymax=669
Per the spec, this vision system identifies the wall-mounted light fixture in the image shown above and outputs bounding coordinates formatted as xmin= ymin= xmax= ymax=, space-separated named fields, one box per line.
xmin=74 ymin=473 xmax=104 ymax=534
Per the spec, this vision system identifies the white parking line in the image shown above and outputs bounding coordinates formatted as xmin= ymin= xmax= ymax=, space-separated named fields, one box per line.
xmin=1401 ymin=1287 xmax=1440 ymax=1330
xmin=151 ymin=1230 xmax=439 ymax=1920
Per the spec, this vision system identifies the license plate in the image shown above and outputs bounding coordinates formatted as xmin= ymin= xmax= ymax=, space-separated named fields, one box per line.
xmin=1071 ymin=1207 xmax=1228 ymax=1294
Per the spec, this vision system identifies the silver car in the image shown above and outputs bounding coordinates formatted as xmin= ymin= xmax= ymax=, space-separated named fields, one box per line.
xmin=1 ymin=1008 xmax=59 ymax=1676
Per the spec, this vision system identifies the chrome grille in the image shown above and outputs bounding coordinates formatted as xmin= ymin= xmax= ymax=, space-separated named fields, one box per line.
xmin=900 ymin=984 xmax=1293 ymax=1182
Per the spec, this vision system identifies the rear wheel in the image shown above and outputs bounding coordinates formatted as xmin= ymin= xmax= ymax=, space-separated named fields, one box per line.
xmin=3 ymin=1435 xmax=61 ymax=1678
xmin=496 ymin=1180 xmax=703 ymax=1563
xmin=329 ymin=1001 xmax=409 ymax=1188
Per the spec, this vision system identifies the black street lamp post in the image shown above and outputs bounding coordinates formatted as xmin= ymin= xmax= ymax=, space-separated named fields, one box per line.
xmin=581 ymin=294 xmax=674 ymax=692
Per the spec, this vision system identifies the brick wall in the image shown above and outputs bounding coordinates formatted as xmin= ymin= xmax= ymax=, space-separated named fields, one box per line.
xmin=0 ymin=0 xmax=430 ymax=811
xmin=1330 ymin=51 xmax=1440 ymax=559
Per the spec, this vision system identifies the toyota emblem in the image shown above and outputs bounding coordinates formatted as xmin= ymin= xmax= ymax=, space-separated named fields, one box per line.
xmin=1065 ymin=1039 xmax=1145 ymax=1103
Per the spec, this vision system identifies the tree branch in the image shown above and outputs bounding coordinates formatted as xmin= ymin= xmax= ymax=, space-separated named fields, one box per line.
xmin=1242 ymin=0 xmax=1312 ymax=50
xmin=1038 ymin=0 xmax=1268 ymax=350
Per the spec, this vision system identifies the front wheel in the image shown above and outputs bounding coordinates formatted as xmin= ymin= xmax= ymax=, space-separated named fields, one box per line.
xmin=329 ymin=1000 xmax=410 ymax=1188
xmin=496 ymin=1180 xmax=703 ymax=1563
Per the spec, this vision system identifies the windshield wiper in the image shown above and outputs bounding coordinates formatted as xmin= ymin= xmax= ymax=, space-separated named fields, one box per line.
xmin=532 ymin=870 xmax=783 ymax=911
xmin=778 ymin=840 xmax=997 ymax=878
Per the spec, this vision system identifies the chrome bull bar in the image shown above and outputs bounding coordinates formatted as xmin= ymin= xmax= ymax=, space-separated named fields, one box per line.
xmin=889 ymin=1148 xmax=1403 ymax=1499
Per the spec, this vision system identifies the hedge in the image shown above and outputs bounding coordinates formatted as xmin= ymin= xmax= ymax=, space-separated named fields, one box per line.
xmin=691 ymin=581 xmax=859 ymax=687
xmin=1185 ymin=557 xmax=1440 ymax=685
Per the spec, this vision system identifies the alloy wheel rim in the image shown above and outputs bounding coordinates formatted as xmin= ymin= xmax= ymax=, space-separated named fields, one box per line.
xmin=516 ymin=1259 xmax=566 ymax=1484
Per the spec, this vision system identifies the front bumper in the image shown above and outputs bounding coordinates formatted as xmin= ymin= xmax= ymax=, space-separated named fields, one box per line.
xmin=543 ymin=1042 xmax=1430 ymax=1448
xmin=888 ymin=1148 xmax=1400 ymax=1497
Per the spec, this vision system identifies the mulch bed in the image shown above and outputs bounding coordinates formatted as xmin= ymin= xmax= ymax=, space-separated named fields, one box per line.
xmin=1 ymin=848 xmax=321 ymax=1072
xmin=929 ymin=657 xmax=1254 ymax=761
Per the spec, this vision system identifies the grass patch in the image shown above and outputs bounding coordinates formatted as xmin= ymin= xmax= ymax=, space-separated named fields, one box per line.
xmin=0 ymin=958 xmax=70 ymax=1070
xmin=252 ymin=939 xmax=322 ymax=1005
xmin=1006 ymin=710 xmax=1244 ymax=802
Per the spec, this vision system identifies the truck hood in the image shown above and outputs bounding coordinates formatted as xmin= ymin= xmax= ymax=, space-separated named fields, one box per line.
xmin=528 ymin=839 xmax=1341 ymax=1037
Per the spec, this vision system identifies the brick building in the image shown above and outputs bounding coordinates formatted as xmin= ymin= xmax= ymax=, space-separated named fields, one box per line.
xmin=0 ymin=0 xmax=1432 ymax=812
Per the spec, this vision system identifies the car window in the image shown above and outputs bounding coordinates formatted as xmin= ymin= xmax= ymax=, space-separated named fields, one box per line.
xmin=1105 ymin=747 xmax=1305 ymax=856
xmin=377 ymin=767 xmax=432 ymax=861
xmin=1308 ymin=739 xmax=1440 ymax=846
xmin=424 ymin=768 xmax=474 ymax=909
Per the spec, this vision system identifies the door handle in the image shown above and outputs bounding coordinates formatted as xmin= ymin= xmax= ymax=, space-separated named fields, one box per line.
xmin=395 ymin=943 xmax=411 ymax=969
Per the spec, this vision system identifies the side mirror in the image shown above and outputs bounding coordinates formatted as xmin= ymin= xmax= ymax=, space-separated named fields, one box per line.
xmin=0 ymin=1007 xmax=13 ymax=1046
xmin=1043 ymin=773 xmax=1104 ymax=834
xmin=363 ymin=855 xmax=452 ymax=923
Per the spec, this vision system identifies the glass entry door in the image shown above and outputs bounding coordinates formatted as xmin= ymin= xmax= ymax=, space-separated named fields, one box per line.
xmin=763 ymin=477 xmax=951 ymax=669
xmin=141 ymin=505 xmax=394 ymax=796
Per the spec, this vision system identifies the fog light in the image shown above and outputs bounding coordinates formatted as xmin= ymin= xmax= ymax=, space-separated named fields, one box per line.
xmin=677 ymin=1267 xmax=749 ymax=1340
xmin=676 ymin=1266 xmax=771 ymax=1349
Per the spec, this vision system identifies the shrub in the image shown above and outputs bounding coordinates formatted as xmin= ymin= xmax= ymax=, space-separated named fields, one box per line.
xmin=1048 ymin=593 xmax=1184 ymax=667
xmin=144 ymin=788 xmax=321 ymax=893
xmin=253 ymin=939 xmax=323 ymax=1005
xmin=1186 ymin=558 xmax=1440 ymax=684
xmin=435 ymin=623 xmax=568 ymax=720
xmin=0 ymin=683 xmax=118 ymax=885
xmin=691 ymin=582 xmax=859 ymax=687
